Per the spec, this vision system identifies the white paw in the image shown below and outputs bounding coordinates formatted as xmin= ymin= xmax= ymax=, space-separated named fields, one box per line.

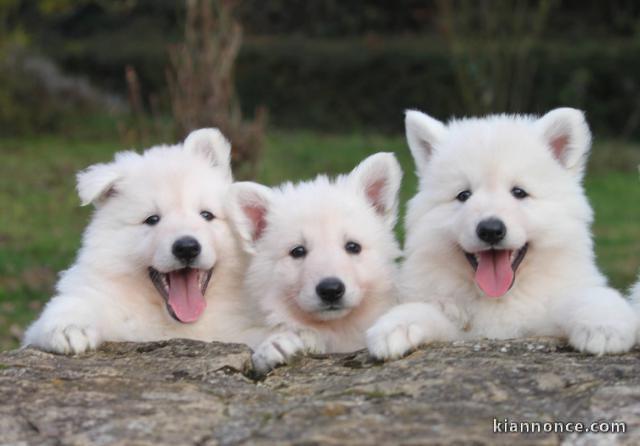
xmin=366 ymin=318 xmax=426 ymax=361
xmin=33 ymin=325 xmax=99 ymax=355
xmin=569 ymin=324 xmax=635 ymax=355
xmin=251 ymin=331 xmax=305 ymax=374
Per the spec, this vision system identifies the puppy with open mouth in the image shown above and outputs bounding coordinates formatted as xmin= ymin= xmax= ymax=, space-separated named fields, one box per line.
xmin=228 ymin=153 xmax=402 ymax=373
xmin=23 ymin=129 xmax=263 ymax=354
xmin=367 ymin=108 xmax=638 ymax=360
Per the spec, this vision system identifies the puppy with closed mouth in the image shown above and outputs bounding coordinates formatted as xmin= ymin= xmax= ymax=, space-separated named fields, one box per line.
xmin=367 ymin=108 xmax=638 ymax=360
xmin=228 ymin=153 xmax=402 ymax=373
xmin=23 ymin=129 xmax=263 ymax=354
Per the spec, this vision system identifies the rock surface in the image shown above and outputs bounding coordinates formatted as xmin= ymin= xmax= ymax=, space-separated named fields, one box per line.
xmin=1 ymin=338 xmax=639 ymax=445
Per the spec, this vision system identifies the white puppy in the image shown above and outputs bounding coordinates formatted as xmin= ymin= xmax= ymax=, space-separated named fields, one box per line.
xmin=367 ymin=108 xmax=638 ymax=360
xmin=630 ymin=278 xmax=640 ymax=340
xmin=24 ymin=129 xmax=263 ymax=354
xmin=228 ymin=153 xmax=402 ymax=373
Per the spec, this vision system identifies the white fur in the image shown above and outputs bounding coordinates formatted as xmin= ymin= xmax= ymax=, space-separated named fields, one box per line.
xmin=368 ymin=108 xmax=638 ymax=360
xmin=23 ymin=128 xmax=264 ymax=354
xmin=228 ymin=153 xmax=402 ymax=373
xmin=630 ymin=277 xmax=640 ymax=342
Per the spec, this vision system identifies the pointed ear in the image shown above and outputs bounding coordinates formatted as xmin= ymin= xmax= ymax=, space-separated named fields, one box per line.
xmin=226 ymin=182 xmax=273 ymax=252
xmin=535 ymin=108 xmax=592 ymax=177
xmin=184 ymin=128 xmax=232 ymax=178
xmin=76 ymin=162 xmax=121 ymax=207
xmin=405 ymin=109 xmax=447 ymax=175
xmin=348 ymin=152 xmax=403 ymax=227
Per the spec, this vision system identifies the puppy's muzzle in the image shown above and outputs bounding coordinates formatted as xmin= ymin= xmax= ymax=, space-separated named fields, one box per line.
xmin=476 ymin=217 xmax=506 ymax=245
xmin=172 ymin=236 xmax=201 ymax=263
xmin=315 ymin=277 xmax=345 ymax=305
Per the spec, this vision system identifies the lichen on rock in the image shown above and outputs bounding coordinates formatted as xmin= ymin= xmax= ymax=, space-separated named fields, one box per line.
xmin=1 ymin=338 xmax=639 ymax=445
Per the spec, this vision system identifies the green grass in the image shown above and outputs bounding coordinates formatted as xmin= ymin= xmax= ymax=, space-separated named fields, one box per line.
xmin=1 ymin=129 xmax=639 ymax=350
xmin=588 ymin=172 xmax=640 ymax=289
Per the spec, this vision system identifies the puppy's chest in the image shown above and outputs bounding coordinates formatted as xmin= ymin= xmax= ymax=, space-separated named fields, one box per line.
xmin=444 ymin=295 xmax=553 ymax=338
xmin=321 ymin=327 xmax=367 ymax=353
xmin=275 ymin=320 xmax=367 ymax=353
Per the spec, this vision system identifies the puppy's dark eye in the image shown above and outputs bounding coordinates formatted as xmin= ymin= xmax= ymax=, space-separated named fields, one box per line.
xmin=345 ymin=241 xmax=362 ymax=254
xmin=456 ymin=190 xmax=472 ymax=202
xmin=289 ymin=245 xmax=307 ymax=259
xmin=143 ymin=215 xmax=160 ymax=226
xmin=200 ymin=210 xmax=215 ymax=221
xmin=511 ymin=187 xmax=528 ymax=199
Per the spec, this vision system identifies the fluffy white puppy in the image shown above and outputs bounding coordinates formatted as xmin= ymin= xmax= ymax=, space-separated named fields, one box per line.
xmin=228 ymin=153 xmax=402 ymax=373
xmin=630 ymin=278 xmax=640 ymax=340
xmin=24 ymin=129 xmax=263 ymax=354
xmin=368 ymin=108 xmax=638 ymax=359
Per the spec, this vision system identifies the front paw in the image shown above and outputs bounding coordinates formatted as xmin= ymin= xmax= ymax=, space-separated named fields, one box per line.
xmin=251 ymin=331 xmax=305 ymax=374
xmin=568 ymin=323 xmax=635 ymax=355
xmin=366 ymin=317 xmax=426 ymax=361
xmin=28 ymin=325 xmax=99 ymax=355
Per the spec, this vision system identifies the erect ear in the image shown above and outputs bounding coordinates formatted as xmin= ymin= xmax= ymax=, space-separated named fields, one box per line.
xmin=184 ymin=128 xmax=232 ymax=179
xmin=405 ymin=109 xmax=447 ymax=175
xmin=76 ymin=161 xmax=121 ymax=207
xmin=535 ymin=108 xmax=592 ymax=177
xmin=226 ymin=182 xmax=273 ymax=253
xmin=348 ymin=152 xmax=403 ymax=227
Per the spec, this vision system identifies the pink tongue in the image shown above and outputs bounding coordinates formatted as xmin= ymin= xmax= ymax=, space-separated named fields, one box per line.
xmin=168 ymin=270 xmax=207 ymax=323
xmin=475 ymin=250 xmax=514 ymax=298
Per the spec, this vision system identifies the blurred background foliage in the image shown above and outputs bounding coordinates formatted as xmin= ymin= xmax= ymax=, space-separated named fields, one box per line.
xmin=1 ymin=0 xmax=640 ymax=349
xmin=3 ymin=0 xmax=640 ymax=135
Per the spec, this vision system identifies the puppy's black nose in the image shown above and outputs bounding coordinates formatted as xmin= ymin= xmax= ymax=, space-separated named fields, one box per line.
xmin=316 ymin=277 xmax=345 ymax=304
xmin=172 ymin=236 xmax=201 ymax=262
xmin=476 ymin=218 xmax=507 ymax=245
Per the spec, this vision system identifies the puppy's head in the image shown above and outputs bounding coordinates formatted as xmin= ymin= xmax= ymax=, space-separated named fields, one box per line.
xmin=405 ymin=108 xmax=593 ymax=298
xmin=228 ymin=153 xmax=401 ymax=326
xmin=76 ymin=128 xmax=235 ymax=323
